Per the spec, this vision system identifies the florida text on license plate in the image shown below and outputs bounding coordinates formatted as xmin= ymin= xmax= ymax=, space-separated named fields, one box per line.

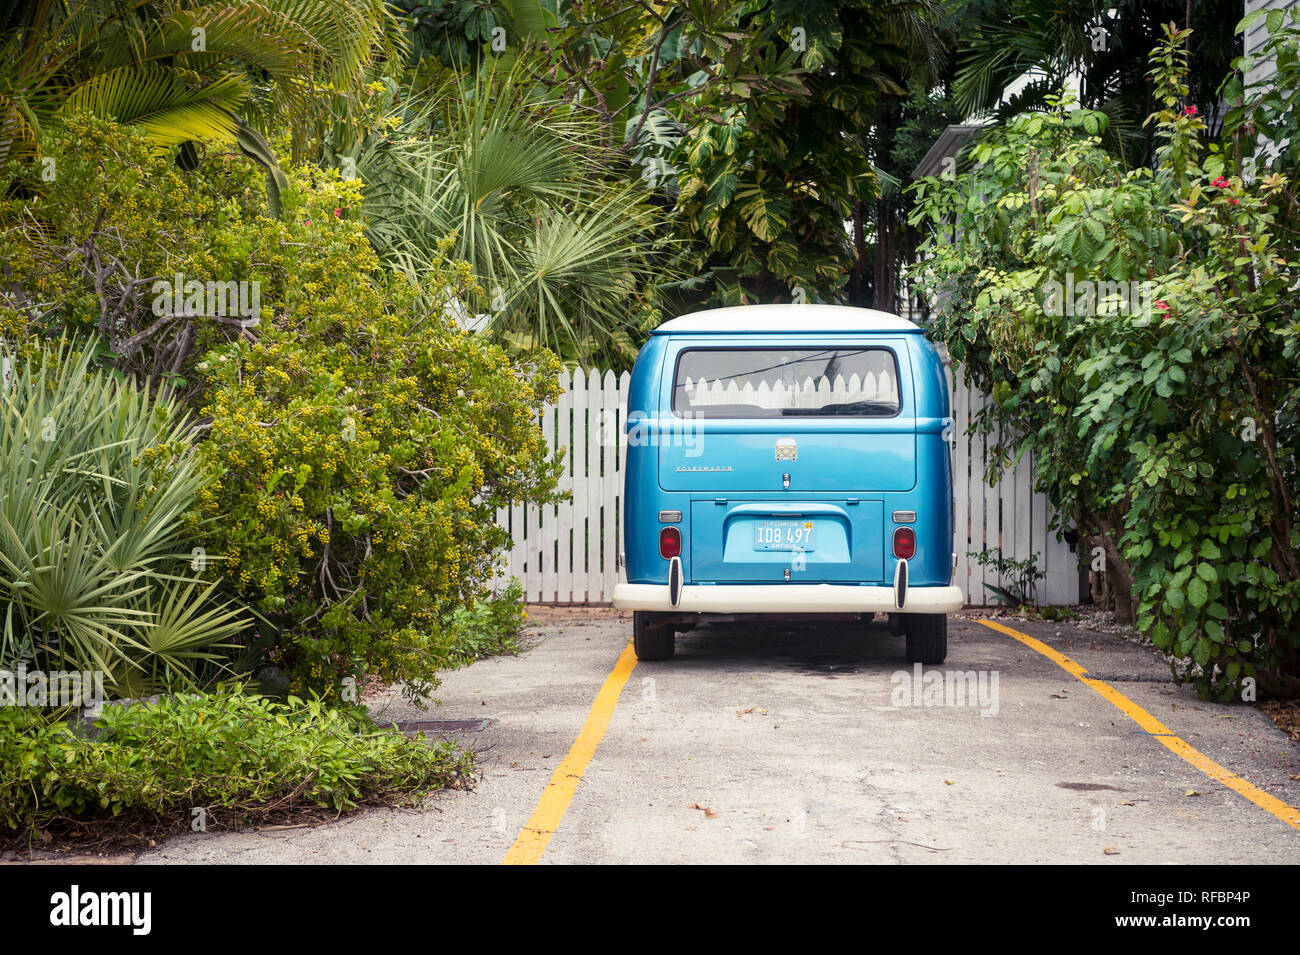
xmin=753 ymin=519 xmax=815 ymax=551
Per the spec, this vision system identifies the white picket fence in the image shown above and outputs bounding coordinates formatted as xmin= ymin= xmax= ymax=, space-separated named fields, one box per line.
xmin=494 ymin=367 xmax=1080 ymax=606
xmin=945 ymin=366 xmax=1080 ymax=607
xmin=495 ymin=369 xmax=630 ymax=605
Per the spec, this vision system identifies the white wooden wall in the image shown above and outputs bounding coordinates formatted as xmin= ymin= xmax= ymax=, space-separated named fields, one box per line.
xmin=495 ymin=367 xmax=1080 ymax=606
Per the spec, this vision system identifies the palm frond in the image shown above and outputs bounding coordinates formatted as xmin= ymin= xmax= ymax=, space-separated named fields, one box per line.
xmin=57 ymin=66 xmax=248 ymax=147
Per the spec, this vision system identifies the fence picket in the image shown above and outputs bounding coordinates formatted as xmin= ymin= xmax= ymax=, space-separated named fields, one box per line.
xmin=600 ymin=370 xmax=620 ymax=602
xmin=539 ymin=382 xmax=558 ymax=602
xmin=556 ymin=370 xmax=574 ymax=602
xmin=967 ymin=383 xmax=989 ymax=604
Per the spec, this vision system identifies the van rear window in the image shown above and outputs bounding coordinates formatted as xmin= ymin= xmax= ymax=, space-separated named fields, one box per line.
xmin=673 ymin=347 xmax=901 ymax=418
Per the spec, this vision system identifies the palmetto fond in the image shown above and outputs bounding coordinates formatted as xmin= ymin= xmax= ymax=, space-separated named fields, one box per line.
xmin=0 ymin=338 xmax=247 ymax=699
xmin=358 ymin=65 xmax=672 ymax=367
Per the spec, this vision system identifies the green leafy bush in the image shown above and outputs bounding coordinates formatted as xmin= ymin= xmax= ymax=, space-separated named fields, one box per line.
xmin=0 ymin=687 xmax=471 ymax=837
xmin=910 ymin=23 xmax=1300 ymax=698
xmin=0 ymin=336 xmax=246 ymax=697
xmin=0 ymin=113 xmax=269 ymax=394
xmin=447 ymin=579 xmax=527 ymax=667
xmin=193 ymin=217 xmax=563 ymax=700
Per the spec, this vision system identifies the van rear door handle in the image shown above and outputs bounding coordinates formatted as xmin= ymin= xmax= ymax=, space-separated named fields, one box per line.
xmin=782 ymin=472 xmax=790 ymax=489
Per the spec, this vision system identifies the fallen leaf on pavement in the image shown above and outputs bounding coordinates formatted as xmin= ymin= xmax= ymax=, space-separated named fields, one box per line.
xmin=1185 ymin=789 xmax=1201 ymax=797
xmin=688 ymin=803 xmax=717 ymax=819
xmin=1103 ymin=847 xmax=1120 ymax=855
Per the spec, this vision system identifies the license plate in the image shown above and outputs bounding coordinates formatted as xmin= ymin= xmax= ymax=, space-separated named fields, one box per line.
xmin=753 ymin=520 xmax=815 ymax=551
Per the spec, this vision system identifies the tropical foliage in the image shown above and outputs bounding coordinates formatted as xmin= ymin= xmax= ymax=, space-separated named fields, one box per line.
xmin=357 ymin=66 xmax=669 ymax=367
xmin=0 ymin=0 xmax=404 ymax=213
xmin=910 ymin=22 xmax=1300 ymax=698
xmin=0 ymin=336 xmax=246 ymax=698
xmin=949 ymin=0 xmax=1241 ymax=165
xmin=2 ymin=111 xmax=563 ymax=701
xmin=0 ymin=112 xmax=268 ymax=396
xmin=0 ymin=686 xmax=472 ymax=838
xmin=539 ymin=0 xmax=943 ymax=310
xmin=194 ymin=210 xmax=564 ymax=701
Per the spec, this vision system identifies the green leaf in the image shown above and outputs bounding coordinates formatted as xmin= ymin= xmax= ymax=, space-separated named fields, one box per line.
xmin=235 ymin=122 xmax=287 ymax=219
xmin=735 ymin=183 xmax=790 ymax=243
xmin=59 ymin=68 xmax=248 ymax=149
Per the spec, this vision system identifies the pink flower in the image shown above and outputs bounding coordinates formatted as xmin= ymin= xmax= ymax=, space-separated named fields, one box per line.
xmin=1183 ymin=105 xmax=1198 ymax=116
xmin=1212 ymin=177 xmax=1230 ymax=188
xmin=1154 ymin=300 xmax=1170 ymax=311
xmin=1230 ymin=197 xmax=1240 ymax=204
xmin=334 ymin=208 xmax=342 ymax=217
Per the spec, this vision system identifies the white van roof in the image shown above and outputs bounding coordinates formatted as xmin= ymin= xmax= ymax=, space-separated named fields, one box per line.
xmin=652 ymin=304 xmax=920 ymax=334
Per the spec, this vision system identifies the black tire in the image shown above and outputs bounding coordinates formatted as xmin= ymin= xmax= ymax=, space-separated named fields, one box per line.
xmin=633 ymin=610 xmax=675 ymax=661
xmin=904 ymin=613 xmax=948 ymax=665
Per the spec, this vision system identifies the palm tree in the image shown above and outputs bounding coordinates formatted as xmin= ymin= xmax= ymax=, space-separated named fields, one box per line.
xmin=357 ymin=64 xmax=672 ymax=367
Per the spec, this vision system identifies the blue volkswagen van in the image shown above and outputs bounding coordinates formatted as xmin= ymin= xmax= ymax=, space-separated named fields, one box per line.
xmin=612 ymin=304 xmax=963 ymax=662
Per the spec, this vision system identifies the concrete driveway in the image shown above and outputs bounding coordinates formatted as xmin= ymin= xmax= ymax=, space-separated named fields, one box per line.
xmin=137 ymin=611 xmax=1300 ymax=865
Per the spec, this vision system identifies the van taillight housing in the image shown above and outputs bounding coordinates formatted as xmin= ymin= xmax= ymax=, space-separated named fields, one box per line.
xmin=659 ymin=526 xmax=681 ymax=559
xmin=893 ymin=527 xmax=916 ymax=560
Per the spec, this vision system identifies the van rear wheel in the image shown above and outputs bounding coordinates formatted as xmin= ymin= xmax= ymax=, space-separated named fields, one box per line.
xmin=633 ymin=611 xmax=675 ymax=661
xmin=904 ymin=614 xmax=947 ymax=665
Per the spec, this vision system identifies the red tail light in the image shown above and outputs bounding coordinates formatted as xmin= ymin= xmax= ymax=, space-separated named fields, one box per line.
xmin=893 ymin=527 xmax=916 ymax=560
xmin=659 ymin=526 xmax=681 ymax=559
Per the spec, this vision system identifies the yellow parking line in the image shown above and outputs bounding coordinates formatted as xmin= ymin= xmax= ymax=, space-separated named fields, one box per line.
xmin=978 ymin=618 xmax=1300 ymax=831
xmin=503 ymin=642 xmax=639 ymax=864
